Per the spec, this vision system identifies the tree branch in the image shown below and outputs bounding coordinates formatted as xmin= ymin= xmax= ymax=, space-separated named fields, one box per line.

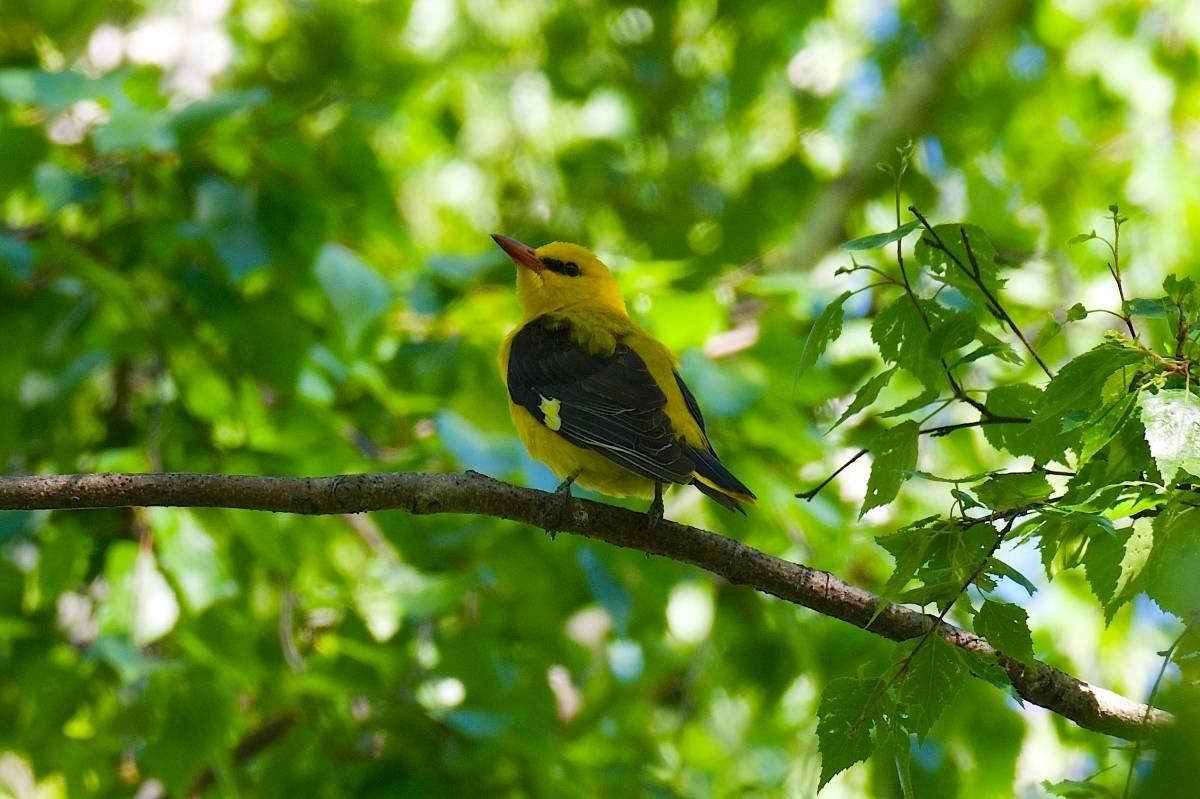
xmin=187 ymin=712 xmax=299 ymax=798
xmin=0 ymin=470 xmax=1172 ymax=741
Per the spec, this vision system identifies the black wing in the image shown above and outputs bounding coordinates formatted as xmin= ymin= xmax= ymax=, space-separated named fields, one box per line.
xmin=673 ymin=369 xmax=756 ymax=509
xmin=674 ymin=371 xmax=707 ymax=434
xmin=507 ymin=316 xmax=696 ymax=484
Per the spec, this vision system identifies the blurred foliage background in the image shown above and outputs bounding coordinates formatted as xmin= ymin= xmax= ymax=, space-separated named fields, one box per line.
xmin=1 ymin=0 xmax=1198 ymax=796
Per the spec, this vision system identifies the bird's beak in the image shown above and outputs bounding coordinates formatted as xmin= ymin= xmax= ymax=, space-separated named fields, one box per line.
xmin=491 ymin=234 xmax=544 ymax=274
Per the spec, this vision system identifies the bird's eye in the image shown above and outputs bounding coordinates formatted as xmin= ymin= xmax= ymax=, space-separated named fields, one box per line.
xmin=542 ymin=257 xmax=582 ymax=277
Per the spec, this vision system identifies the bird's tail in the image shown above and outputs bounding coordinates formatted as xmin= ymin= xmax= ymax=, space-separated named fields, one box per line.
xmin=688 ymin=447 xmax=755 ymax=514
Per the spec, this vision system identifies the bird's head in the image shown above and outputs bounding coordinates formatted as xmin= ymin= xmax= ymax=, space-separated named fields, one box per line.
xmin=492 ymin=234 xmax=627 ymax=319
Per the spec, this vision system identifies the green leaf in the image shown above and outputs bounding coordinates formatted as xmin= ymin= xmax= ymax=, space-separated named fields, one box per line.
xmin=1067 ymin=232 xmax=1097 ymax=245
xmin=139 ymin=671 xmax=237 ymax=794
xmin=34 ymin=162 xmax=99 ymax=211
xmin=950 ymin=523 xmax=1002 ymax=589
xmin=1138 ymin=389 xmax=1200 ymax=483
xmin=1123 ymin=297 xmax=1168 ymax=318
xmin=816 ymin=677 xmax=882 ymax=788
xmin=92 ymin=106 xmax=176 ymax=153
xmin=28 ymin=524 xmax=92 ymax=612
xmin=954 ymin=646 xmax=1013 ymax=693
xmin=1035 ymin=512 xmax=1087 ymax=575
xmin=924 ymin=310 xmax=978 ymax=359
xmin=1082 ymin=527 xmax=1125 ymax=614
xmin=974 ymin=600 xmax=1036 ymax=666
xmin=874 ymin=516 xmax=949 ymax=619
xmin=1066 ymin=302 xmax=1089 ymax=322
xmin=0 ymin=616 xmax=36 ymax=641
xmin=0 ymin=67 xmax=101 ymax=112
xmin=896 ymin=581 xmax=962 ymax=608
xmin=973 ymin=472 xmax=1052 ymax=511
xmin=914 ymin=223 xmax=1003 ymax=311
xmin=983 ymin=384 xmax=1041 ymax=457
xmin=951 ymin=341 xmax=1019 ymax=368
xmin=1035 ymin=316 xmax=1063 ymax=348
xmin=976 ymin=328 xmax=1024 ymax=364
xmin=829 ymin=366 xmax=897 ymax=430
xmin=1165 ymin=274 xmax=1197 ymax=305
xmin=1079 ymin=393 xmax=1139 ymax=464
xmin=92 ymin=635 xmax=163 ymax=683
xmin=96 ymin=542 xmax=180 ymax=647
xmin=841 ymin=220 xmax=920 ymax=250
xmin=315 ymin=242 xmax=392 ymax=350
xmin=171 ymin=87 xmax=270 ymax=139
xmin=1024 ymin=342 xmax=1148 ymax=463
xmin=877 ymin=386 xmax=940 ymax=419
xmin=871 ymin=296 xmax=940 ymax=386
xmin=195 ymin=177 xmax=270 ymax=281
xmin=355 ymin=560 xmax=464 ymax=642
xmin=1112 ymin=517 xmax=1155 ymax=616
xmin=154 ymin=509 xmax=237 ymax=613
xmin=798 ymin=290 xmax=851 ymax=376
xmin=1041 ymin=778 xmax=1117 ymax=797
xmin=1177 ymin=627 xmax=1200 ymax=685
xmin=987 ymin=557 xmax=1038 ymax=597
xmin=1144 ymin=505 xmax=1200 ymax=618
xmin=862 ymin=421 xmax=920 ymax=516
xmin=899 ymin=637 xmax=964 ymax=740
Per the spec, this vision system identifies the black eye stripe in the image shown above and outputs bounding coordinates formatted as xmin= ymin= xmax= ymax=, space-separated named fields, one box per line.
xmin=543 ymin=258 xmax=581 ymax=277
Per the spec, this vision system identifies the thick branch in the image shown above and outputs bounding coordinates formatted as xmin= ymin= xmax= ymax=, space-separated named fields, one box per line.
xmin=0 ymin=470 xmax=1171 ymax=741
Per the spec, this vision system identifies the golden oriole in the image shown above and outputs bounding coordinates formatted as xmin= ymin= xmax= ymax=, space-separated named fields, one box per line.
xmin=492 ymin=234 xmax=755 ymax=523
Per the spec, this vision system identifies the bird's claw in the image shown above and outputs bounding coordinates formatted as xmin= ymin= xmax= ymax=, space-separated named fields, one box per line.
xmin=646 ymin=484 xmax=664 ymax=529
xmin=545 ymin=474 xmax=578 ymax=539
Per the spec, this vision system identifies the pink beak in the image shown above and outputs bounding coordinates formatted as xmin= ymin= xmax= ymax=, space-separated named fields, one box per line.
xmin=491 ymin=234 xmax=544 ymax=274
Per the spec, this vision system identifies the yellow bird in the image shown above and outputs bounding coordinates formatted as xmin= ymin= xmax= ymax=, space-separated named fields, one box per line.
xmin=492 ymin=234 xmax=755 ymax=524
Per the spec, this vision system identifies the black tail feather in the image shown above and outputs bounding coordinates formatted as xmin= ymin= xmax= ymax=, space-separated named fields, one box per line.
xmin=688 ymin=446 xmax=754 ymax=513
xmin=692 ymin=478 xmax=748 ymax=514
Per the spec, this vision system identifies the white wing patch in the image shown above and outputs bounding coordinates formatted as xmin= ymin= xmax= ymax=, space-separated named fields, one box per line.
xmin=538 ymin=395 xmax=563 ymax=431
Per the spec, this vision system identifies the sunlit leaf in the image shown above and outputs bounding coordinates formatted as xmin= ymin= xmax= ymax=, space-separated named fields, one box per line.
xmin=841 ymin=220 xmax=920 ymax=250
xmin=1138 ymin=389 xmax=1200 ymax=483
xmin=973 ymin=472 xmax=1052 ymax=511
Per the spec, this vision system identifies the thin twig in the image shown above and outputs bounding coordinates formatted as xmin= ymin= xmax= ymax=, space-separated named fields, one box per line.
xmin=907 ymin=207 xmax=1054 ymax=379
xmin=187 ymin=712 xmax=299 ymax=797
xmin=797 ymin=449 xmax=870 ymax=501
xmin=798 ymin=416 xmax=1031 ymax=500
xmin=1122 ymin=622 xmax=1192 ymax=799
xmin=1108 ymin=208 xmax=1138 ymax=340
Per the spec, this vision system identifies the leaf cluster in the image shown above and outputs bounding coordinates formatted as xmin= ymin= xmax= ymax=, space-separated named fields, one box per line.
xmin=804 ymin=210 xmax=1200 ymax=789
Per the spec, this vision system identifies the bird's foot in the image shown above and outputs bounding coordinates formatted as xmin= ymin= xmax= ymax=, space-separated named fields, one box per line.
xmin=646 ymin=483 xmax=664 ymax=529
xmin=555 ymin=474 xmax=577 ymax=496
xmin=546 ymin=473 xmax=578 ymax=539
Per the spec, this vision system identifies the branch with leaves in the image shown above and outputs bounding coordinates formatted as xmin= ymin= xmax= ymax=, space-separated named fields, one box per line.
xmin=794 ymin=196 xmax=1200 ymax=788
xmin=0 ymin=470 xmax=1173 ymax=746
